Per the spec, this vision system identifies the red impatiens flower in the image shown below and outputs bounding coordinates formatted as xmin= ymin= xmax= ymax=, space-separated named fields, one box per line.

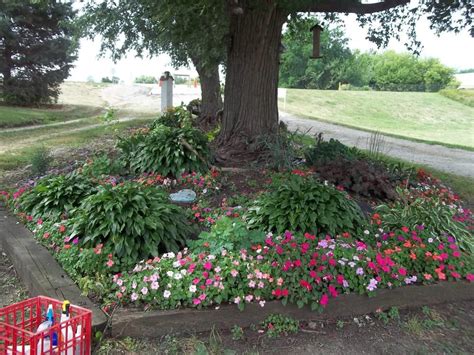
xmin=58 ymin=225 xmax=66 ymax=233
xmin=299 ymin=279 xmax=312 ymax=291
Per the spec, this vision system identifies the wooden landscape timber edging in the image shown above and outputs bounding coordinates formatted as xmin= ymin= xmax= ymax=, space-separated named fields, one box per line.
xmin=112 ymin=280 xmax=474 ymax=338
xmin=0 ymin=204 xmax=108 ymax=330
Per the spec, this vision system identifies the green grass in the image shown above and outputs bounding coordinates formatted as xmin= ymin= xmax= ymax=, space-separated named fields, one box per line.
xmin=0 ymin=118 xmax=153 ymax=173
xmin=0 ymin=104 xmax=103 ymax=128
xmin=439 ymin=89 xmax=474 ymax=108
xmin=280 ymin=89 xmax=474 ymax=150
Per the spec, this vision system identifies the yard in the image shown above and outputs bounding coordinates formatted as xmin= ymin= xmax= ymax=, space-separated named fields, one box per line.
xmin=280 ymin=89 xmax=474 ymax=149
xmin=1 ymin=86 xmax=473 ymax=354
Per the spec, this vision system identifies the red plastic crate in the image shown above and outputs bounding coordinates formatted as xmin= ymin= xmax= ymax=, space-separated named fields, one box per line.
xmin=0 ymin=296 xmax=91 ymax=355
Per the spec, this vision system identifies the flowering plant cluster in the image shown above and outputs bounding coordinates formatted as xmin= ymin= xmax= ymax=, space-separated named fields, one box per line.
xmin=111 ymin=225 xmax=473 ymax=312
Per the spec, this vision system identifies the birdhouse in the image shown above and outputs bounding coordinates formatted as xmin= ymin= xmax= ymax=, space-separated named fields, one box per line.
xmin=310 ymin=24 xmax=323 ymax=59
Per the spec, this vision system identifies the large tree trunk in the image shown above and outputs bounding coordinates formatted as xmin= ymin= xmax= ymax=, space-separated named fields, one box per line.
xmin=217 ymin=3 xmax=287 ymax=161
xmin=191 ymin=57 xmax=222 ymax=128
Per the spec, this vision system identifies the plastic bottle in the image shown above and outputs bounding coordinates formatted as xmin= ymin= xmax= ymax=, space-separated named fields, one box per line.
xmin=60 ymin=300 xmax=74 ymax=355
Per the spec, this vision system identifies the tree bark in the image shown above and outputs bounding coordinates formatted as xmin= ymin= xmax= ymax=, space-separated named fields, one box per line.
xmin=217 ymin=2 xmax=287 ymax=161
xmin=191 ymin=57 xmax=223 ymax=127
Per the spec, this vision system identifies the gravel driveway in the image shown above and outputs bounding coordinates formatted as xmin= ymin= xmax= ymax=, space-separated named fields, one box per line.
xmin=281 ymin=112 xmax=474 ymax=178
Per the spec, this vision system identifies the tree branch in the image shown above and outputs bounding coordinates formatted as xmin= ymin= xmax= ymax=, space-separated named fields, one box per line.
xmin=302 ymin=0 xmax=410 ymax=14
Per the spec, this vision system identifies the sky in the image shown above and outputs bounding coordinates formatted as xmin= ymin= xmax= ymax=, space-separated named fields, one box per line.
xmin=68 ymin=13 xmax=474 ymax=84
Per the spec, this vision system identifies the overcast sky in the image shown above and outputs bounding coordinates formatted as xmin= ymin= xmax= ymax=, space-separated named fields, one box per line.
xmin=68 ymin=14 xmax=474 ymax=84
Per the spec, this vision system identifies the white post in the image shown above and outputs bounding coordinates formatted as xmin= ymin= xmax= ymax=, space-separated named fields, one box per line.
xmin=160 ymin=71 xmax=174 ymax=112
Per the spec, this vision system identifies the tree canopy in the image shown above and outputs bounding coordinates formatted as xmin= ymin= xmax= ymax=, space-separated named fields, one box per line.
xmin=81 ymin=0 xmax=473 ymax=160
xmin=279 ymin=17 xmax=456 ymax=92
xmin=0 ymin=0 xmax=78 ymax=106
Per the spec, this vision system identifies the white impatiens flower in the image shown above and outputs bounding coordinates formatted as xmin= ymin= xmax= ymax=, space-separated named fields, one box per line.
xmin=189 ymin=285 xmax=197 ymax=293
xmin=163 ymin=290 xmax=171 ymax=298
xmin=173 ymin=261 xmax=181 ymax=268
xmin=166 ymin=271 xmax=174 ymax=277
xmin=364 ymin=230 xmax=370 ymax=235
xmin=173 ymin=273 xmax=183 ymax=280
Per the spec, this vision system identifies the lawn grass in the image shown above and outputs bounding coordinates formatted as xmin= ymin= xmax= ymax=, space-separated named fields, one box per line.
xmin=280 ymin=89 xmax=474 ymax=150
xmin=0 ymin=118 xmax=153 ymax=173
xmin=0 ymin=81 xmax=107 ymax=128
xmin=0 ymin=104 xmax=103 ymax=128
xmin=439 ymin=89 xmax=474 ymax=108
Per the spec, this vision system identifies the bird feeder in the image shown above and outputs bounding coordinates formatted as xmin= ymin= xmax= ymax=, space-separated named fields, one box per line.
xmin=309 ymin=24 xmax=323 ymax=59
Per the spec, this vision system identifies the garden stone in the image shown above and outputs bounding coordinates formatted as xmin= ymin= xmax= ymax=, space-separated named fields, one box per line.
xmin=170 ymin=189 xmax=197 ymax=203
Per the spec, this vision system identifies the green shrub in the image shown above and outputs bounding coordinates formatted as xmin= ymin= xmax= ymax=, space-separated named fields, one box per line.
xmin=316 ymin=159 xmax=396 ymax=200
xmin=30 ymin=146 xmax=53 ymax=176
xmin=118 ymin=125 xmax=210 ymax=177
xmin=16 ymin=172 xmax=96 ymax=218
xmin=81 ymin=154 xmax=124 ymax=178
xmin=149 ymin=106 xmax=192 ymax=129
xmin=246 ymin=174 xmax=364 ymax=235
xmin=305 ymin=138 xmax=358 ymax=166
xmin=188 ymin=217 xmax=266 ymax=254
xmin=134 ymin=75 xmax=156 ymax=84
xmin=376 ymin=188 xmax=473 ymax=252
xmin=70 ymin=182 xmax=194 ymax=268
xmin=186 ymin=98 xmax=202 ymax=116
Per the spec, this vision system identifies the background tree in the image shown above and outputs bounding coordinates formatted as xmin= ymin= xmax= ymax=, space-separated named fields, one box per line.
xmin=280 ymin=16 xmax=355 ymax=90
xmin=81 ymin=0 xmax=227 ymax=122
xmin=217 ymin=0 xmax=472 ymax=160
xmin=0 ymin=1 xmax=77 ymax=106
xmin=83 ymin=0 xmax=472 ymax=160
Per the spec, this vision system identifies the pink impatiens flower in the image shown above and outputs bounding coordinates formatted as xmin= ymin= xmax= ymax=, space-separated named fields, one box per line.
xmin=203 ymin=262 xmax=212 ymax=270
xmin=320 ymin=293 xmax=329 ymax=307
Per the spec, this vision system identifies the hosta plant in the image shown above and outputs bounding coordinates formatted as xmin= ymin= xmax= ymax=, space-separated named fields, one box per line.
xmin=70 ymin=181 xmax=194 ymax=268
xmin=246 ymin=174 xmax=364 ymax=235
xmin=118 ymin=125 xmax=210 ymax=177
xmin=376 ymin=188 xmax=473 ymax=253
xmin=15 ymin=172 xmax=96 ymax=218
xmin=149 ymin=105 xmax=192 ymax=129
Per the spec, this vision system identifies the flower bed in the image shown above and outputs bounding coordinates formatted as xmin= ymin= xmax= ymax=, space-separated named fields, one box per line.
xmin=1 ymin=114 xmax=473 ymax=318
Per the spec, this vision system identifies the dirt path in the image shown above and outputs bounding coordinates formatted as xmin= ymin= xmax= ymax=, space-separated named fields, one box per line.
xmin=281 ymin=111 xmax=474 ymax=178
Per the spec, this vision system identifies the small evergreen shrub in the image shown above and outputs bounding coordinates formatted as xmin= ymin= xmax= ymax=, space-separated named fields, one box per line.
xmin=16 ymin=172 xmax=96 ymax=218
xmin=305 ymin=138 xmax=358 ymax=165
xmin=246 ymin=174 xmax=364 ymax=235
xmin=70 ymin=182 xmax=194 ymax=267
xmin=118 ymin=125 xmax=210 ymax=177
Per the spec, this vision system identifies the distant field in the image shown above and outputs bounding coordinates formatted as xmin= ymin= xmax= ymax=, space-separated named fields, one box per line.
xmin=0 ymin=82 xmax=106 ymax=128
xmin=280 ymin=89 xmax=474 ymax=149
